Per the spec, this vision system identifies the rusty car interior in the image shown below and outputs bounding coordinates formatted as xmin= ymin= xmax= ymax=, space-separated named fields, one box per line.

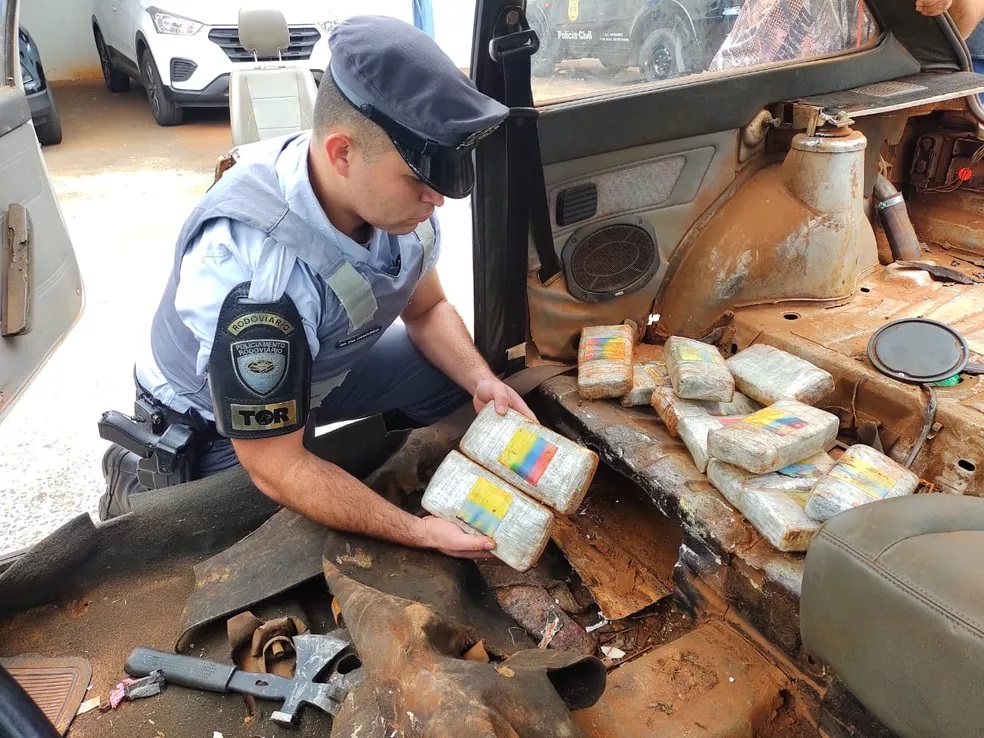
xmin=3 ymin=0 xmax=984 ymax=736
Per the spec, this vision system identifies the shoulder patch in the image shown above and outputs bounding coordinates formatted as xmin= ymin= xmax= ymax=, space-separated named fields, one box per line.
xmin=232 ymin=339 xmax=290 ymax=396
xmin=207 ymin=282 xmax=311 ymax=439
xmin=227 ymin=312 xmax=295 ymax=336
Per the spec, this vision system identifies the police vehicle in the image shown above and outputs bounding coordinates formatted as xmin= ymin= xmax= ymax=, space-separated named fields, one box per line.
xmin=528 ymin=0 xmax=742 ymax=80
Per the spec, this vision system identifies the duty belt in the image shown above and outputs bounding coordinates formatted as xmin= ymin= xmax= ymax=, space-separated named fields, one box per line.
xmin=97 ymin=383 xmax=223 ymax=490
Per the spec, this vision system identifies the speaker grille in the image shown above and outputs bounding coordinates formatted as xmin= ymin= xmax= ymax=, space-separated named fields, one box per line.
xmin=562 ymin=219 xmax=659 ymax=303
xmin=556 ymin=183 xmax=598 ymax=226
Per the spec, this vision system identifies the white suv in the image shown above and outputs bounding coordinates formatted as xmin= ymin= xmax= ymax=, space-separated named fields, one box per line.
xmin=90 ymin=1 xmax=414 ymax=126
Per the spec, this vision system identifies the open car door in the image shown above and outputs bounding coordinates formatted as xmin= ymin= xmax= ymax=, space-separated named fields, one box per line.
xmin=470 ymin=1 xmax=984 ymax=736
xmin=0 ymin=0 xmax=83 ymax=424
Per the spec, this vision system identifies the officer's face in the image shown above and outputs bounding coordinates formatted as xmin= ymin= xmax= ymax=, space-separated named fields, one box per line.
xmin=349 ymin=145 xmax=446 ymax=235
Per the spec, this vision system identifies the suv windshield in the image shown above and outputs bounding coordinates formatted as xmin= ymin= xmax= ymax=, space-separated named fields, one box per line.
xmin=531 ymin=0 xmax=879 ymax=105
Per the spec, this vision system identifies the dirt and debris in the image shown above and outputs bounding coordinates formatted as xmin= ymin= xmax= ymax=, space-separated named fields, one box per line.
xmin=65 ymin=598 xmax=92 ymax=619
xmin=463 ymin=640 xmax=490 ymax=663
xmin=334 ymin=548 xmax=373 ymax=569
xmin=586 ymin=596 xmax=695 ymax=667
xmin=77 ymin=697 xmax=101 ymax=716
xmin=482 ymin=573 xmax=598 ymax=655
xmin=538 ymin=615 xmax=563 ymax=649
xmin=894 ymin=259 xmax=978 ymax=284
xmin=552 ymin=467 xmax=682 ymax=620
xmin=575 ymin=620 xmax=793 ymax=737
xmin=323 ymin=558 xmax=606 ymax=737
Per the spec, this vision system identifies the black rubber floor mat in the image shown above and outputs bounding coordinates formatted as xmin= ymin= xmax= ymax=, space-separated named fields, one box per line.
xmin=176 ymin=508 xmax=328 ymax=652
xmin=0 ymin=656 xmax=92 ymax=734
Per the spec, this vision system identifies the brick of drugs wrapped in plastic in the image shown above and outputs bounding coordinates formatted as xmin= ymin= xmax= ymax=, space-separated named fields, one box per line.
xmin=651 ymin=386 xmax=761 ymax=437
xmin=664 ymin=336 xmax=735 ymax=402
xmin=679 ymin=415 xmax=745 ymax=473
xmin=805 ymin=444 xmax=919 ymax=522
xmin=460 ymin=403 xmax=599 ymax=515
xmin=422 ymin=451 xmax=554 ymax=572
xmin=707 ymin=459 xmax=821 ymax=552
xmin=621 ymin=361 xmax=671 ymax=407
xmin=726 ymin=344 xmax=835 ymax=406
xmin=577 ymin=325 xmax=635 ymax=399
xmin=707 ymin=400 xmax=839 ymax=475
xmin=744 ymin=452 xmax=835 ymax=493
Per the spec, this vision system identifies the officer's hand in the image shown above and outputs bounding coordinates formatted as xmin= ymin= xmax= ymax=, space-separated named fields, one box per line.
xmin=473 ymin=377 xmax=538 ymax=422
xmin=915 ymin=0 xmax=952 ymax=16
xmin=420 ymin=516 xmax=496 ymax=559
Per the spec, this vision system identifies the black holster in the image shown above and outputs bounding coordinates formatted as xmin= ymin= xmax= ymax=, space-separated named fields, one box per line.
xmin=98 ymin=393 xmax=214 ymax=491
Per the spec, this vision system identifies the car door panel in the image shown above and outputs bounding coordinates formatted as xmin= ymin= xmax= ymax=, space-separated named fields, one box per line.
xmin=99 ymin=0 xmax=122 ymax=53
xmin=0 ymin=84 xmax=84 ymax=423
xmin=117 ymin=0 xmax=139 ymax=64
xmin=470 ymin=0 xmax=933 ymax=369
xmin=528 ymin=130 xmax=735 ymax=360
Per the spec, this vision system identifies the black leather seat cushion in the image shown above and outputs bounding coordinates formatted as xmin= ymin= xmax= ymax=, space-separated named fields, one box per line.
xmin=801 ymin=494 xmax=984 ymax=738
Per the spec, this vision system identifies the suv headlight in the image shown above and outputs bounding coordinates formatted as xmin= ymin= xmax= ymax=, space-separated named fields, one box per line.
xmin=147 ymin=7 xmax=203 ymax=35
xmin=20 ymin=63 xmax=39 ymax=93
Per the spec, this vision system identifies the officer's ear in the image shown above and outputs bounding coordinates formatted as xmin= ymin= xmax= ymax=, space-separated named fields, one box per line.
xmin=322 ymin=132 xmax=354 ymax=177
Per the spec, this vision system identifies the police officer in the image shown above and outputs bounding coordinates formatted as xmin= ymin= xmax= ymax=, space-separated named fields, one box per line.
xmin=100 ymin=15 xmax=534 ymax=560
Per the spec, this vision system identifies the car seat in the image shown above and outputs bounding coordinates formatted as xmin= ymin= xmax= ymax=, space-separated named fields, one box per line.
xmin=801 ymin=493 xmax=984 ymax=737
xmin=229 ymin=7 xmax=318 ymax=146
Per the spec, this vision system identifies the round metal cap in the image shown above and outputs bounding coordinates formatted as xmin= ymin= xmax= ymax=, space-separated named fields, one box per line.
xmin=867 ymin=318 xmax=969 ymax=384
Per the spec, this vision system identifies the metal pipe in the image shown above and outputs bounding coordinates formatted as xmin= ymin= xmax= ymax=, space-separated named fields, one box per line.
xmin=873 ymin=174 xmax=923 ymax=261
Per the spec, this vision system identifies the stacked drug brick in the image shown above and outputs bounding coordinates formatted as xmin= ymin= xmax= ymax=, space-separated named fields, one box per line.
xmin=576 ymin=327 xmax=920 ymax=553
xmin=422 ymin=403 xmax=599 ymax=572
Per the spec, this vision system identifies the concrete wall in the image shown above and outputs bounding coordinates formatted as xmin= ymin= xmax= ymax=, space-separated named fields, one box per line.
xmin=20 ymin=0 xmax=478 ymax=81
xmin=20 ymin=0 xmax=102 ymax=80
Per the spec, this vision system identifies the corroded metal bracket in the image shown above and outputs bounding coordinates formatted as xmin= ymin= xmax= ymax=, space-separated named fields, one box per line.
xmin=771 ymin=101 xmax=855 ymax=137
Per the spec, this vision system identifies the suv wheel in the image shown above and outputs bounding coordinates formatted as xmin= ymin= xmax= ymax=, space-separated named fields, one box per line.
xmin=638 ymin=16 xmax=698 ymax=82
xmin=140 ymin=49 xmax=184 ymax=126
xmin=93 ymin=27 xmax=130 ymax=93
xmin=35 ymin=94 xmax=62 ymax=146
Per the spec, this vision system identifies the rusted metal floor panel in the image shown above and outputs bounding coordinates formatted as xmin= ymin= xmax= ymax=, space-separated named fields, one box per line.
xmin=574 ymin=619 xmax=796 ymax=738
xmin=537 ymin=377 xmax=806 ymax=598
xmin=552 ymin=467 xmax=680 ymax=621
xmin=728 ymin=255 xmax=984 ymax=496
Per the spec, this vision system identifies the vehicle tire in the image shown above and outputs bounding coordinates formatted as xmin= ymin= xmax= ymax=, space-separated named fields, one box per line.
xmin=638 ymin=15 xmax=699 ymax=83
xmin=93 ymin=27 xmax=130 ymax=93
xmin=34 ymin=94 xmax=62 ymax=146
xmin=140 ymin=49 xmax=184 ymax=126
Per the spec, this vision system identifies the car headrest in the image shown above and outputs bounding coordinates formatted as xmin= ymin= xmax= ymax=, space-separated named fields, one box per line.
xmin=238 ymin=7 xmax=289 ymax=58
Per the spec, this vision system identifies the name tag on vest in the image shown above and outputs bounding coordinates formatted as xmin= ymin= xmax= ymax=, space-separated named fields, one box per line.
xmin=336 ymin=326 xmax=381 ymax=349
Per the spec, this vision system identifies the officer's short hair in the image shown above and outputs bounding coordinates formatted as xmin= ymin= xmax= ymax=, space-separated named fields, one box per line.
xmin=312 ymin=76 xmax=389 ymax=161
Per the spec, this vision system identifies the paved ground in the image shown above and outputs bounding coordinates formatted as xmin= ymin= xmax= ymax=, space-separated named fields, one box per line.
xmin=0 ymin=80 xmax=474 ymax=555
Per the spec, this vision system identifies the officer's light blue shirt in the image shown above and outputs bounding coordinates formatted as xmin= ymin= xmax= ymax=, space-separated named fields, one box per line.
xmin=136 ymin=135 xmax=440 ymax=418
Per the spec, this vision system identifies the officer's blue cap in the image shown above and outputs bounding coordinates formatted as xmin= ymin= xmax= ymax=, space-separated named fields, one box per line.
xmin=327 ymin=15 xmax=509 ymax=199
